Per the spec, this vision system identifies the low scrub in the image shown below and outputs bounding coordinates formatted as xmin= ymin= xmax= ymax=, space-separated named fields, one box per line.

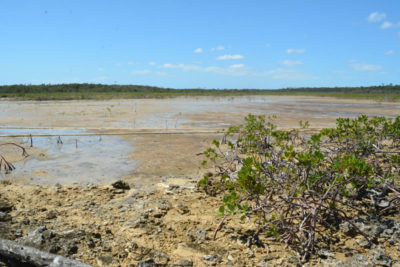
xmin=199 ymin=114 xmax=400 ymax=262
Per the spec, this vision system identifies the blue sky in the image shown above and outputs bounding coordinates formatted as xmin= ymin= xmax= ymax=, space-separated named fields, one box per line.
xmin=1 ymin=0 xmax=399 ymax=89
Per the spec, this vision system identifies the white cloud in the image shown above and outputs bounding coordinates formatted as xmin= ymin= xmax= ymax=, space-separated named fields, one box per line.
xmin=216 ymin=54 xmax=244 ymax=60
xmin=367 ymin=12 xmax=386 ymax=23
xmin=98 ymin=68 xmax=104 ymax=72
xmin=265 ymin=43 xmax=271 ymax=48
xmin=350 ymin=63 xmax=382 ymax=71
xmin=381 ymin=21 xmax=400 ymax=30
xmin=384 ymin=50 xmax=395 ymax=55
xmin=162 ymin=63 xmax=201 ymax=71
xmin=127 ymin=61 xmax=134 ymax=65
xmin=194 ymin=48 xmax=203 ymax=53
xmin=381 ymin=21 xmax=394 ymax=29
xmin=163 ymin=63 xmax=175 ymax=69
xmin=286 ymin=48 xmax=305 ymax=54
xmin=211 ymin=46 xmax=225 ymax=51
xmin=230 ymin=64 xmax=245 ymax=69
xmin=132 ymin=69 xmax=151 ymax=75
xmin=280 ymin=60 xmax=303 ymax=67
xmin=148 ymin=61 xmax=156 ymax=66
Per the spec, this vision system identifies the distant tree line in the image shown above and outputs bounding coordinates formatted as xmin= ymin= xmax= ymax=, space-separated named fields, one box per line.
xmin=0 ymin=83 xmax=398 ymax=100
xmin=278 ymin=84 xmax=400 ymax=94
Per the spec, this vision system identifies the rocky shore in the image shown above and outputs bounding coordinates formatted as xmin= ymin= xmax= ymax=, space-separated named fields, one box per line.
xmin=0 ymin=177 xmax=399 ymax=266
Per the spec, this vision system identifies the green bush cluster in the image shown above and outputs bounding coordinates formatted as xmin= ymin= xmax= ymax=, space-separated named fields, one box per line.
xmin=200 ymin=114 xmax=400 ymax=261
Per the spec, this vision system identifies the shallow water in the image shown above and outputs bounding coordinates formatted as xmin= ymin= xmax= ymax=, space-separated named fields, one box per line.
xmin=1 ymin=133 xmax=136 ymax=185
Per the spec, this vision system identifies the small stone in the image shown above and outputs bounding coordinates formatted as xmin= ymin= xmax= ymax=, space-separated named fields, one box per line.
xmin=87 ymin=237 xmax=96 ymax=248
xmin=63 ymin=241 xmax=78 ymax=255
xmin=111 ymin=180 xmax=130 ymax=190
xmin=339 ymin=221 xmax=357 ymax=236
xmin=257 ymin=255 xmax=278 ymax=266
xmin=46 ymin=210 xmax=57 ymax=220
xmin=137 ymin=258 xmax=156 ymax=267
xmin=188 ymin=228 xmax=207 ymax=243
xmin=19 ymin=226 xmax=49 ymax=247
xmin=49 ymin=245 xmax=61 ymax=254
xmin=377 ymin=200 xmax=390 ymax=208
xmin=175 ymin=203 xmax=189 ymax=215
xmin=318 ymin=249 xmax=335 ymax=258
xmin=356 ymin=237 xmax=371 ymax=248
xmin=203 ymin=254 xmax=218 ymax=261
xmin=174 ymin=258 xmax=193 ymax=267
xmin=0 ymin=200 xmax=13 ymax=212
xmin=152 ymin=251 xmax=169 ymax=265
xmin=320 ymin=258 xmax=344 ymax=267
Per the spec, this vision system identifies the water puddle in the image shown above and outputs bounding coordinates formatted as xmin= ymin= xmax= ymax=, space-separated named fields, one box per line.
xmin=0 ymin=129 xmax=136 ymax=185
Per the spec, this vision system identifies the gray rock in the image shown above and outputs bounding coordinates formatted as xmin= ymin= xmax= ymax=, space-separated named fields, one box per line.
xmin=137 ymin=258 xmax=156 ymax=267
xmin=155 ymin=198 xmax=171 ymax=211
xmin=320 ymin=258 xmax=344 ymax=267
xmin=340 ymin=221 xmax=357 ymax=236
xmin=318 ymin=249 xmax=335 ymax=258
xmin=381 ymin=228 xmax=395 ymax=239
xmin=356 ymin=237 xmax=371 ymax=248
xmin=86 ymin=237 xmax=95 ymax=248
xmin=19 ymin=226 xmax=55 ymax=248
xmin=151 ymin=250 xmax=169 ymax=265
xmin=173 ymin=258 xmax=193 ymax=267
xmin=345 ymin=255 xmax=373 ymax=267
xmin=257 ymin=255 xmax=276 ymax=267
xmin=187 ymin=228 xmax=207 ymax=243
xmin=368 ymin=247 xmax=394 ymax=267
xmin=124 ymin=214 xmax=149 ymax=228
xmin=203 ymin=254 xmax=219 ymax=261
xmin=0 ymin=211 xmax=11 ymax=222
xmin=63 ymin=240 xmax=79 ymax=255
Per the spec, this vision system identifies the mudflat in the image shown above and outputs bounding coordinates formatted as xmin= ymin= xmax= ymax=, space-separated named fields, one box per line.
xmin=1 ymin=95 xmax=399 ymax=185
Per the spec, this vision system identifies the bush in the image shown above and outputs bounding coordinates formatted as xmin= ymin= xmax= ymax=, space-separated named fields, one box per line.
xmin=199 ymin=114 xmax=400 ymax=262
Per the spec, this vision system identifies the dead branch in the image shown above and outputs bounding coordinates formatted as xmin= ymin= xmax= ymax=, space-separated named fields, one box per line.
xmin=0 ymin=238 xmax=93 ymax=267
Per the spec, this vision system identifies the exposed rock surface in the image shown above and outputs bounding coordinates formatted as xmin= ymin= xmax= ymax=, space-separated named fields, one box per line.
xmin=0 ymin=177 xmax=399 ymax=266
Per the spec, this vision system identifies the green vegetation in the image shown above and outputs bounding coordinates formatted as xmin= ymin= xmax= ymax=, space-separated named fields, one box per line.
xmin=0 ymin=84 xmax=399 ymax=100
xmin=199 ymin=114 xmax=400 ymax=262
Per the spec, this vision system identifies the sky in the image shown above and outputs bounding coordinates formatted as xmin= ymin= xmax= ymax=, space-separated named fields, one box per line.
xmin=1 ymin=0 xmax=399 ymax=89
